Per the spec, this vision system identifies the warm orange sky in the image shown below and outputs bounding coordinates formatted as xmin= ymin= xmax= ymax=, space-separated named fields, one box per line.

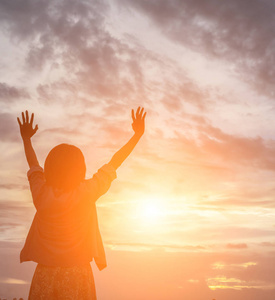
xmin=1 ymin=0 xmax=275 ymax=299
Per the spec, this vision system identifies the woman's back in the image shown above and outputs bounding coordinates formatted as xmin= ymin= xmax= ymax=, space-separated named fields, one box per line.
xmin=20 ymin=163 xmax=116 ymax=269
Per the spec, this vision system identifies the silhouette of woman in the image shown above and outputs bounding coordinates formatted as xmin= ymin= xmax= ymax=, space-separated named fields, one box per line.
xmin=17 ymin=107 xmax=146 ymax=299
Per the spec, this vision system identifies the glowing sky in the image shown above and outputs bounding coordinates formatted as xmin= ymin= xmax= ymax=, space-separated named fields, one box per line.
xmin=1 ymin=0 xmax=275 ymax=299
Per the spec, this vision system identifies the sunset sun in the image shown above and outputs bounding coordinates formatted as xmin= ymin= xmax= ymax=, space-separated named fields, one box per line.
xmin=143 ymin=202 xmax=162 ymax=219
xmin=134 ymin=196 xmax=167 ymax=225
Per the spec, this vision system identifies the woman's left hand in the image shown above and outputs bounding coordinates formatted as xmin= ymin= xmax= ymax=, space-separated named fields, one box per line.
xmin=17 ymin=110 xmax=38 ymax=140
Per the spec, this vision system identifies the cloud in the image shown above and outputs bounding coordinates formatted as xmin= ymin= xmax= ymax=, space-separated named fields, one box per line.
xmin=0 ymin=112 xmax=21 ymax=142
xmin=167 ymin=114 xmax=275 ymax=172
xmin=0 ymin=0 xmax=213 ymax=116
xmin=196 ymin=124 xmax=275 ymax=168
xmin=0 ymin=201 xmax=35 ymax=242
xmin=160 ymin=80 xmax=212 ymax=112
xmin=105 ymin=241 xmax=206 ymax=252
xmin=0 ymin=278 xmax=29 ymax=285
xmin=0 ymin=183 xmax=28 ymax=190
xmin=226 ymin=243 xmax=248 ymax=249
xmin=260 ymin=242 xmax=275 ymax=248
xmin=0 ymin=82 xmax=29 ymax=101
xmin=0 ymin=241 xmax=36 ymax=299
xmin=119 ymin=0 xmax=275 ymax=96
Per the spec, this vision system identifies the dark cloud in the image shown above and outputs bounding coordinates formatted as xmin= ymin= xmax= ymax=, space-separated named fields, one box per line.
xmin=0 ymin=0 xmax=211 ymax=113
xmin=0 ymin=201 xmax=33 ymax=220
xmin=161 ymin=80 xmax=212 ymax=112
xmin=119 ymin=0 xmax=275 ymax=96
xmin=0 ymin=241 xmax=35 ymax=299
xmin=0 ymin=112 xmax=21 ymax=142
xmin=0 ymin=82 xmax=29 ymax=101
xmin=169 ymin=113 xmax=275 ymax=171
xmin=0 ymin=0 xmax=145 ymax=103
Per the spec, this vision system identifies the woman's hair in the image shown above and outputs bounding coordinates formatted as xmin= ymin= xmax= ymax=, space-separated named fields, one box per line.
xmin=44 ymin=144 xmax=86 ymax=191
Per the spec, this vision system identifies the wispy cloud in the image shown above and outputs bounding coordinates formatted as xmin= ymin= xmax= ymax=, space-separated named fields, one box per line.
xmin=119 ymin=0 xmax=275 ymax=96
xmin=0 ymin=82 xmax=29 ymax=101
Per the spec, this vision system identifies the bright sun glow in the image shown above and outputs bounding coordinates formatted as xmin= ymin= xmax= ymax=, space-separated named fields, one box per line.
xmin=143 ymin=202 xmax=162 ymax=219
xmin=134 ymin=196 xmax=167 ymax=225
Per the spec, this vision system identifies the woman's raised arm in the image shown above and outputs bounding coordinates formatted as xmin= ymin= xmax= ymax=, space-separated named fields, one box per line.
xmin=109 ymin=107 xmax=146 ymax=170
xmin=17 ymin=110 xmax=39 ymax=168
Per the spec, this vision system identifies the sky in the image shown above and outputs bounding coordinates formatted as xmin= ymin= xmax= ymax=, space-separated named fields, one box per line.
xmin=1 ymin=0 xmax=275 ymax=299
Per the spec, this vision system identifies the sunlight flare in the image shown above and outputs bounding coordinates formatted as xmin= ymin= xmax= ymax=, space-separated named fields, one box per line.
xmin=134 ymin=195 xmax=168 ymax=225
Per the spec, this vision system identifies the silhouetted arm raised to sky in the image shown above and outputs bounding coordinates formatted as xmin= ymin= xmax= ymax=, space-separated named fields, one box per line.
xmin=17 ymin=110 xmax=39 ymax=168
xmin=109 ymin=107 xmax=146 ymax=170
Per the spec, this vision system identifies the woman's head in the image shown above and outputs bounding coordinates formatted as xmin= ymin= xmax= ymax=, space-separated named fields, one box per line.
xmin=44 ymin=144 xmax=86 ymax=191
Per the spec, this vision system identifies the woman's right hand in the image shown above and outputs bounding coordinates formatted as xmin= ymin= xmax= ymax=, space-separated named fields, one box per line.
xmin=131 ymin=107 xmax=146 ymax=137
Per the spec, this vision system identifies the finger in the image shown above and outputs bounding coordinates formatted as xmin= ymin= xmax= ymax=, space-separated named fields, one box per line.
xmin=34 ymin=124 xmax=38 ymax=133
xmin=26 ymin=110 xmax=29 ymax=123
xmin=30 ymin=113 xmax=34 ymax=126
xmin=136 ymin=106 xmax=140 ymax=118
xmin=131 ymin=109 xmax=136 ymax=121
xmin=139 ymin=107 xmax=144 ymax=118
xmin=22 ymin=112 xmax=26 ymax=124
xmin=17 ymin=117 xmax=22 ymax=126
xmin=142 ymin=111 xmax=147 ymax=120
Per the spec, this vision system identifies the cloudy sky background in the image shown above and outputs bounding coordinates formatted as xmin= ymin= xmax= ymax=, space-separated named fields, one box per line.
xmin=1 ymin=0 xmax=275 ymax=299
